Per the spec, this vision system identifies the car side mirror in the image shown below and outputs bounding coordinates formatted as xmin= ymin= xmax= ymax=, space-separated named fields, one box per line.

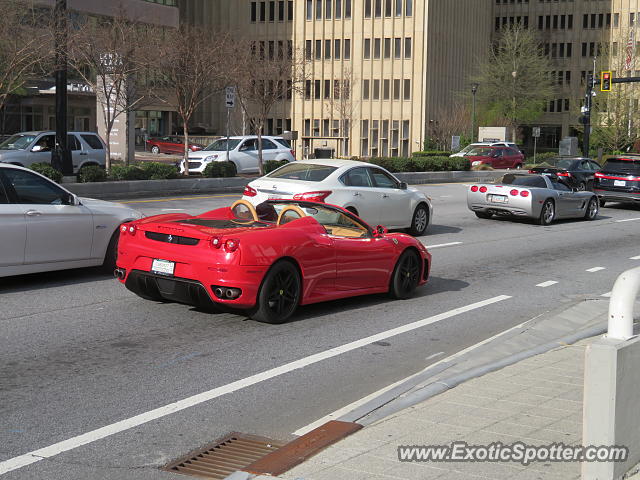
xmin=373 ymin=225 xmax=387 ymax=237
xmin=31 ymin=145 xmax=44 ymax=152
xmin=62 ymin=192 xmax=77 ymax=205
xmin=399 ymin=181 xmax=408 ymax=190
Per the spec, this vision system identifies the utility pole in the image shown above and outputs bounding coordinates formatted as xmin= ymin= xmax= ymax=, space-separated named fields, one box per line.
xmin=471 ymin=83 xmax=479 ymax=143
xmin=52 ymin=0 xmax=71 ymax=175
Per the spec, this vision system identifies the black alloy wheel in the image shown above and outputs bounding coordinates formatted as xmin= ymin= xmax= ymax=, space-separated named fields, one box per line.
xmin=389 ymin=250 xmax=421 ymax=300
xmin=250 ymin=260 xmax=301 ymax=324
xmin=584 ymin=197 xmax=599 ymax=221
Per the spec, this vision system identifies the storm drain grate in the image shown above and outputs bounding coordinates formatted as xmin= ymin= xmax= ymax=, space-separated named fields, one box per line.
xmin=162 ymin=432 xmax=286 ymax=479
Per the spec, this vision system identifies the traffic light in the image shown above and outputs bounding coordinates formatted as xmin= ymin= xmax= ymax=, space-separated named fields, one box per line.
xmin=601 ymin=71 xmax=612 ymax=91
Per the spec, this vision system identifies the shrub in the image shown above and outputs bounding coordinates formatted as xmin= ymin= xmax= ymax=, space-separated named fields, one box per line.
xmin=412 ymin=150 xmax=454 ymax=157
xmin=529 ymin=152 xmax=558 ymax=163
xmin=30 ymin=162 xmax=63 ymax=183
xmin=203 ymin=161 xmax=236 ymax=178
xmin=78 ymin=165 xmax=107 ymax=183
xmin=108 ymin=165 xmax=150 ymax=181
xmin=264 ymin=159 xmax=289 ymax=174
xmin=139 ymin=161 xmax=178 ymax=180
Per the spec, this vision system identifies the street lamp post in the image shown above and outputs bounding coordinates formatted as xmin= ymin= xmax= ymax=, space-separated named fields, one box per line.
xmin=52 ymin=0 xmax=71 ymax=175
xmin=471 ymin=83 xmax=479 ymax=143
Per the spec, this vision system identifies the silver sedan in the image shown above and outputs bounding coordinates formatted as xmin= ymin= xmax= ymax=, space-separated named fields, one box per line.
xmin=467 ymin=173 xmax=599 ymax=225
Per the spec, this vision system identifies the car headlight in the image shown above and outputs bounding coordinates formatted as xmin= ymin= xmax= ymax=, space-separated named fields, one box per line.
xmin=204 ymin=155 xmax=219 ymax=162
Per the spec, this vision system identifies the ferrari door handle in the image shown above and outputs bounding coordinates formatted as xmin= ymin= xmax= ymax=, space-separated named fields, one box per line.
xmin=25 ymin=210 xmax=42 ymax=216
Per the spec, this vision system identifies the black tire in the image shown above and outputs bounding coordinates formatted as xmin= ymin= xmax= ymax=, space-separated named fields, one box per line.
xmin=584 ymin=196 xmax=598 ymax=221
xmin=475 ymin=211 xmax=493 ymax=219
xmin=250 ymin=260 xmax=301 ymax=324
xmin=389 ymin=249 xmax=421 ymax=300
xmin=151 ymin=145 xmax=160 ymax=154
xmin=515 ymin=163 xmax=523 ymax=170
xmin=599 ymin=198 xmax=607 ymax=208
xmin=101 ymin=230 xmax=119 ymax=273
xmin=538 ymin=199 xmax=555 ymax=225
xmin=407 ymin=204 xmax=429 ymax=236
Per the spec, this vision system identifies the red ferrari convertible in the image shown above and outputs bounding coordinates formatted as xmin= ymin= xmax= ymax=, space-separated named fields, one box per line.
xmin=115 ymin=200 xmax=431 ymax=323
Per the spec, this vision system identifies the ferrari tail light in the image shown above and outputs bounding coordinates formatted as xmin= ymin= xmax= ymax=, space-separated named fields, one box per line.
xmin=520 ymin=190 xmax=530 ymax=197
xmin=121 ymin=223 xmax=137 ymax=235
xmin=211 ymin=236 xmax=222 ymax=248
xmin=557 ymin=171 xmax=572 ymax=177
xmin=479 ymin=186 xmax=488 ymax=193
xmin=223 ymin=239 xmax=240 ymax=252
xmin=470 ymin=185 xmax=479 ymax=192
xmin=510 ymin=189 xmax=519 ymax=196
xmin=243 ymin=185 xmax=257 ymax=197
xmin=293 ymin=191 xmax=332 ymax=202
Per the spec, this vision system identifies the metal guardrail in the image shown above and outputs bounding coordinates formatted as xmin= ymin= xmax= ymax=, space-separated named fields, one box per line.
xmin=607 ymin=266 xmax=640 ymax=340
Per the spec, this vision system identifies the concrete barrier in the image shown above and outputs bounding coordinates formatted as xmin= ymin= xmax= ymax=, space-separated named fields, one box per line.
xmin=582 ymin=267 xmax=640 ymax=480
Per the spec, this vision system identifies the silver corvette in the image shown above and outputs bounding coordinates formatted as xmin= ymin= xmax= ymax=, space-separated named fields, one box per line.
xmin=467 ymin=173 xmax=599 ymax=225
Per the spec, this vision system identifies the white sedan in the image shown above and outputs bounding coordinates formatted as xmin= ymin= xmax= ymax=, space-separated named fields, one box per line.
xmin=0 ymin=163 xmax=142 ymax=277
xmin=242 ymin=159 xmax=433 ymax=235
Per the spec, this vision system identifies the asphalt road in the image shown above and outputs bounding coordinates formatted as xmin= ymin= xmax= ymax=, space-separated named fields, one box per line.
xmin=1 ymin=184 xmax=639 ymax=479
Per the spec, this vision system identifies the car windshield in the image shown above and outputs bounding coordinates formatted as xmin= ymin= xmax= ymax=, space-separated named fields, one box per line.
xmin=603 ymin=158 xmax=640 ymax=174
xmin=544 ymin=158 xmax=577 ymax=169
xmin=466 ymin=147 xmax=494 ymax=156
xmin=458 ymin=144 xmax=485 ymax=154
xmin=501 ymin=174 xmax=548 ymax=188
xmin=0 ymin=134 xmax=37 ymax=150
xmin=267 ymin=163 xmax=337 ymax=181
xmin=204 ymin=139 xmax=241 ymax=151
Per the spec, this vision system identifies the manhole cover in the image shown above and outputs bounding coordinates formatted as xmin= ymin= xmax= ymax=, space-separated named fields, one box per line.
xmin=162 ymin=432 xmax=285 ymax=479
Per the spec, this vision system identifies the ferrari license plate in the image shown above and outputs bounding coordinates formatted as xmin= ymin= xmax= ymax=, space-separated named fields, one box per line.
xmin=489 ymin=195 xmax=507 ymax=203
xmin=151 ymin=259 xmax=175 ymax=276
xmin=614 ymin=180 xmax=626 ymax=187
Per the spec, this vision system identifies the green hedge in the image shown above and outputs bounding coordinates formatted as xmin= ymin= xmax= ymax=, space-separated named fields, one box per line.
xmin=78 ymin=165 xmax=107 ymax=183
xmin=108 ymin=165 xmax=149 ymax=181
xmin=368 ymin=156 xmax=470 ymax=172
xmin=139 ymin=161 xmax=178 ymax=180
xmin=30 ymin=163 xmax=62 ymax=183
xmin=412 ymin=150 xmax=454 ymax=157
xmin=203 ymin=161 xmax=236 ymax=178
xmin=264 ymin=159 xmax=289 ymax=174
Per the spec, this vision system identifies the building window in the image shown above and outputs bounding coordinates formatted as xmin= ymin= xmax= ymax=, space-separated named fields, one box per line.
xmin=306 ymin=0 xmax=312 ymax=20
xmin=395 ymin=0 xmax=402 ymax=16
xmin=260 ymin=1 xmax=266 ymax=21
xmin=384 ymin=38 xmax=391 ymax=58
xmin=394 ymin=37 xmax=401 ymax=58
xmin=404 ymin=37 xmax=412 ymax=58
xmin=365 ymin=0 xmax=371 ymax=17
xmin=304 ymin=119 xmax=311 ymax=136
xmin=344 ymin=39 xmax=351 ymax=59
xmin=403 ymin=79 xmax=411 ymax=100
xmin=269 ymin=1 xmax=275 ymax=21
xmin=336 ymin=0 xmax=342 ymax=19
xmin=384 ymin=0 xmax=392 ymax=17
xmin=251 ymin=2 xmax=257 ymax=22
xmin=305 ymin=80 xmax=311 ymax=99
xmin=288 ymin=1 xmax=294 ymax=20
xmin=363 ymin=80 xmax=370 ymax=99
xmin=374 ymin=38 xmax=381 ymax=59
xmin=278 ymin=1 xmax=284 ymax=21
xmin=364 ymin=38 xmax=371 ymax=59
xmin=373 ymin=79 xmax=380 ymax=99
xmin=325 ymin=39 xmax=331 ymax=59
xmin=324 ymin=79 xmax=331 ymax=99
xmin=374 ymin=0 xmax=382 ymax=17
xmin=405 ymin=0 xmax=412 ymax=16
xmin=314 ymin=79 xmax=321 ymax=99
xmin=393 ymin=79 xmax=401 ymax=100
xmin=325 ymin=0 xmax=332 ymax=19
xmin=335 ymin=39 xmax=341 ymax=59
xmin=345 ymin=0 xmax=351 ymax=18
xmin=316 ymin=0 xmax=322 ymax=20
xmin=306 ymin=40 xmax=312 ymax=60
xmin=383 ymin=79 xmax=390 ymax=99
xmin=315 ymin=40 xmax=322 ymax=59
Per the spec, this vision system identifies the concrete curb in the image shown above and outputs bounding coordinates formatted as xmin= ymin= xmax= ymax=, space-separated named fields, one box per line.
xmin=61 ymin=170 xmax=507 ymax=200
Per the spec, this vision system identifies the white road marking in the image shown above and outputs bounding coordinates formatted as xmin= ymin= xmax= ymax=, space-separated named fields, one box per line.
xmin=426 ymin=242 xmax=463 ymax=249
xmin=616 ymin=218 xmax=640 ymax=223
xmin=0 ymin=295 xmax=511 ymax=476
xmin=586 ymin=267 xmax=605 ymax=273
xmin=536 ymin=281 xmax=558 ymax=288
xmin=602 ymin=292 xmax=612 ymax=298
xmin=631 ymin=256 xmax=640 ymax=260
xmin=426 ymin=351 xmax=445 ymax=361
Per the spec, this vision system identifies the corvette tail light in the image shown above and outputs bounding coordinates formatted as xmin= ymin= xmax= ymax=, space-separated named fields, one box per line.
xmin=479 ymin=186 xmax=488 ymax=193
xmin=223 ymin=239 xmax=240 ymax=252
xmin=243 ymin=185 xmax=257 ymax=197
xmin=470 ymin=185 xmax=479 ymax=192
xmin=211 ymin=236 xmax=222 ymax=248
xmin=520 ymin=190 xmax=530 ymax=197
xmin=293 ymin=191 xmax=332 ymax=202
xmin=557 ymin=171 xmax=572 ymax=177
xmin=510 ymin=189 xmax=519 ymax=196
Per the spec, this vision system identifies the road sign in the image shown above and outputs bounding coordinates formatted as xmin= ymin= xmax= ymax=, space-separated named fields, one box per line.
xmin=532 ymin=127 xmax=541 ymax=138
xmin=225 ymin=86 xmax=236 ymax=108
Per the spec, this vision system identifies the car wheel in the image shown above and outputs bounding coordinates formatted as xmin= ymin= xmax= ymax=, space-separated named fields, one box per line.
xmin=101 ymin=230 xmax=119 ymax=273
xmin=151 ymin=146 xmax=160 ymax=154
xmin=515 ymin=163 xmax=523 ymax=170
xmin=584 ymin=196 xmax=598 ymax=221
xmin=475 ymin=211 xmax=493 ymax=219
xmin=599 ymin=199 xmax=607 ymax=208
xmin=538 ymin=199 xmax=555 ymax=226
xmin=407 ymin=204 xmax=429 ymax=236
xmin=577 ymin=181 xmax=586 ymax=191
xmin=389 ymin=249 xmax=421 ymax=300
xmin=250 ymin=260 xmax=301 ymax=324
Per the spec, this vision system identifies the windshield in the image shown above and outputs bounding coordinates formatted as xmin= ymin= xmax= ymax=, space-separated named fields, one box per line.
xmin=267 ymin=163 xmax=337 ymax=181
xmin=542 ymin=158 xmax=576 ymax=169
xmin=603 ymin=159 xmax=640 ymax=174
xmin=466 ymin=147 xmax=494 ymax=156
xmin=0 ymin=134 xmax=37 ymax=150
xmin=502 ymin=174 xmax=548 ymax=188
xmin=204 ymin=139 xmax=241 ymax=151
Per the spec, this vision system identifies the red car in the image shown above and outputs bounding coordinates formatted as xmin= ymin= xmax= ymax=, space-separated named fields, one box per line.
xmin=146 ymin=136 xmax=204 ymax=154
xmin=115 ymin=199 xmax=431 ymax=323
xmin=465 ymin=146 xmax=524 ymax=169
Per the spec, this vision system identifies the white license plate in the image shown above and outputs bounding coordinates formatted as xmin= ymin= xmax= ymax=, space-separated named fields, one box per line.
xmin=489 ymin=195 xmax=507 ymax=203
xmin=268 ymin=194 xmax=281 ymax=200
xmin=151 ymin=259 xmax=175 ymax=276
xmin=614 ymin=180 xmax=626 ymax=187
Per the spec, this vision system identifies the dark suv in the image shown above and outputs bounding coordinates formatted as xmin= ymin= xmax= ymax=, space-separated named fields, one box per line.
xmin=594 ymin=156 xmax=640 ymax=206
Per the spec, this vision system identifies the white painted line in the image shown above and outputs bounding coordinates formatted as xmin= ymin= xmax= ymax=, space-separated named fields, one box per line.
xmin=631 ymin=256 xmax=640 ymax=260
xmin=602 ymin=292 xmax=612 ymax=298
xmin=426 ymin=351 xmax=445 ymax=361
xmin=616 ymin=218 xmax=640 ymax=223
xmin=586 ymin=267 xmax=606 ymax=273
xmin=0 ymin=295 xmax=511 ymax=476
xmin=426 ymin=242 xmax=463 ymax=249
xmin=536 ymin=281 xmax=558 ymax=288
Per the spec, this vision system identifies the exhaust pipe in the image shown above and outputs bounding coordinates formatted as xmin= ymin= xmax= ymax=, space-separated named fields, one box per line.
xmin=114 ymin=268 xmax=126 ymax=279
xmin=214 ymin=287 xmax=225 ymax=299
xmin=213 ymin=286 xmax=242 ymax=300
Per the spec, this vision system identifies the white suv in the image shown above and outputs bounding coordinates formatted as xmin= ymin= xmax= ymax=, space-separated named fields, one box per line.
xmin=181 ymin=136 xmax=295 ymax=175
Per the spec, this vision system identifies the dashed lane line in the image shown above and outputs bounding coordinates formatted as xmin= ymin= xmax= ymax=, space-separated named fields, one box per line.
xmin=536 ymin=281 xmax=558 ymax=288
xmin=586 ymin=267 xmax=606 ymax=273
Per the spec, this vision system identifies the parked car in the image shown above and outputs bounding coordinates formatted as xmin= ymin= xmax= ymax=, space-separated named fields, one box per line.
xmin=450 ymin=141 xmax=520 ymax=158
xmin=146 ymin=136 xmax=204 ymax=155
xmin=242 ymin=159 xmax=433 ymax=236
xmin=0 ymin=163 xmax=142 ymax=277
xmin=181 ymin=136 xmax=295 ymax=175
xmin=464 ymin=146 xmax=525 ymax=169
xmin=467 ymin=173 xmax=599 ymax=225
xmin=115 ymin=199 xmax=431 ymax=324
xmin=593 ymin=155 xmax=640 ymax=206
xmin=528 ymin=157 xmax=601 ymax=191
xmin=0 ymin=131 xmax=106 ymax=174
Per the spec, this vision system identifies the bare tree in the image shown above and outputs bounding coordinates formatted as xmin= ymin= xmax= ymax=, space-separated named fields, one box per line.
xmin=428 ymin=103 xmax=472 ymax=151
xmin=68 ymin=13 xmax=154 ymax=168
xmin=0 ymin=0 xmax=51 ymax=118
xmin=324 ymin=65 xmax=358 ymax=157
xmin=153 ymin=24 xmax=233 ymax=175
xmin=233 ymin=39 xmax=308 ymax=175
